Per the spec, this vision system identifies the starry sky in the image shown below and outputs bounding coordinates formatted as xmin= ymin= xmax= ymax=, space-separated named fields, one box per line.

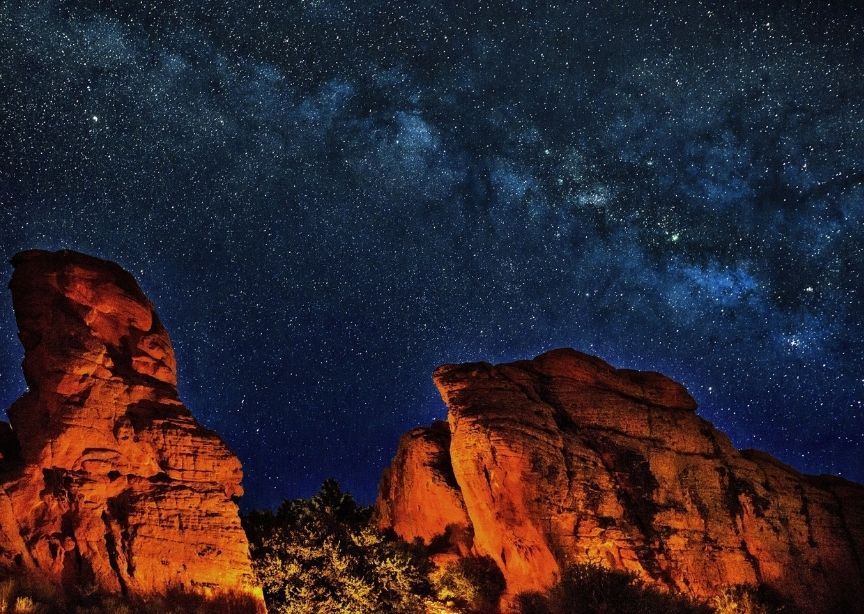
xmin=0 ymin=0 xmax=862 ymax=509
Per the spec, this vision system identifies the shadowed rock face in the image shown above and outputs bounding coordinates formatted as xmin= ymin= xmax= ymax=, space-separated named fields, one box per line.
xmin=0 ymin=250 xmax=264 ymax=608
xmin=376 ymin=349 xmax=864 ymax=613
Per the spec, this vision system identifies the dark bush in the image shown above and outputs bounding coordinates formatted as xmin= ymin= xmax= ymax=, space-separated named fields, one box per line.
xmin=516 ymin=562 xmax=712 ymax=614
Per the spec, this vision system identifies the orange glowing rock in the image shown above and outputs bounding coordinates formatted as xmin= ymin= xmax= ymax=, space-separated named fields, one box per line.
xmin=376 ymin=349 xmax=864 ymax=612
xmin=0 ymin=250 xmax=264 ymax=609
xmin=377 ymin=421 xmax=473 ymax=557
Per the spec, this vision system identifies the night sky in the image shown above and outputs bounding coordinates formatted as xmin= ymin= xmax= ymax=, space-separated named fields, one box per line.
xmin=0 ymin=1 xmax=862 ymax=509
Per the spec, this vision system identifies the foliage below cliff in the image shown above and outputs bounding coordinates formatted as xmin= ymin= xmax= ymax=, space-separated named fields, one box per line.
xmin=243 ymin=479 xmax=432 ymax=613
xmin=243 ymin=480 xmax=509 ymax=613
xmin=244 ymin=481 xmax=794 ymax=614
xmin=0 ymin=478 xmax=796 ymax=613
xmin=516 ymin=563 xmax=712 ymax=614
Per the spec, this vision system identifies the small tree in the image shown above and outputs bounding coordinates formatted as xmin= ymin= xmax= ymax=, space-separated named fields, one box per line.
xmin=244 ymin=480 xmax=430 ymax=613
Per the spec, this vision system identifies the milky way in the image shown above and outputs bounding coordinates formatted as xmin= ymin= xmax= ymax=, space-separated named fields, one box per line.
xmin=0 ymin=1 xmax=862 ymax=507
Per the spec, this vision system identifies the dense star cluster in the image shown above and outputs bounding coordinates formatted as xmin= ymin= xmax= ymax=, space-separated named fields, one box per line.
xmin=0 ymin=1 xmax=862 ymax=508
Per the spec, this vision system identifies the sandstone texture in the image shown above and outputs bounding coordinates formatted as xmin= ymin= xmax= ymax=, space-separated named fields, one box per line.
xmin=376 ymin=349 xmax=864 ymax=612
xmin=0 ymin=250 xmax=263 ymax=608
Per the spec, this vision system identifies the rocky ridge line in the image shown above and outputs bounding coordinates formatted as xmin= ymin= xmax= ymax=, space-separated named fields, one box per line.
xmin=377 ymin=348 xmax=864 ymax=613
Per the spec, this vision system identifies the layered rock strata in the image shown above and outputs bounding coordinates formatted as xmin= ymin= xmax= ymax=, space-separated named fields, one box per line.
xmin=0 ymin=250 xmax=263 ymax=609
xmin=376 ymin=349 xmax=864 ymax=612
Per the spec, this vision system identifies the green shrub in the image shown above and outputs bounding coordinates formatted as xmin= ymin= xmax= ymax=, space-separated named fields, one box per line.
xmin=244 ymin=479 xmax=430 ymax=613
xmin=13 ymin=596 xmax=36 ymax=613
xmin=429 ymin=556 xmax=505 ymax=612
xmin=711 ymin=584 xmax=793 ymax=614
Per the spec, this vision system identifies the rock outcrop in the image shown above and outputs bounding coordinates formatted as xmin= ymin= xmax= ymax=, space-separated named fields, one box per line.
xmin=0 ymin=250 xmax=264 ymax=608
xmin=376 ymin=349 xmax=864 ymax=612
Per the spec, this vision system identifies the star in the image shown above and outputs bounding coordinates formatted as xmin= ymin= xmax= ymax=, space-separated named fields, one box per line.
xmin=0 ymin=0 xmax=861 ymax=508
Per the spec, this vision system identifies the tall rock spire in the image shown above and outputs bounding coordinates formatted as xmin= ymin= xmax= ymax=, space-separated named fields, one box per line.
xmin=0 ymin=249 xmax=264 ymax=609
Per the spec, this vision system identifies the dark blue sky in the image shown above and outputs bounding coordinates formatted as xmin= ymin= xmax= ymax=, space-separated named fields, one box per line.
xmin=1 ymin=0 xmax=862 ymax=508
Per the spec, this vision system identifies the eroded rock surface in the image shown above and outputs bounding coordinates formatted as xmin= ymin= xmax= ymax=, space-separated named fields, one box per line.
xmin=376 ymin=349 xmax=864 ymax=612
xmin=0 ymin=250 xmax=263 ymax=608
xmin=377 ymin=421 xmax=473 ymax=559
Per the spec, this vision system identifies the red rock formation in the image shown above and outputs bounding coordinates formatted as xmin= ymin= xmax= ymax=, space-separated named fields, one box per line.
xmin=376 ymin=349 xmax=864 ymax=613
xmin=377 ymin=421 xmax=473 ymax=560
xmin=0 ymin=250 xmax=264 ymax=609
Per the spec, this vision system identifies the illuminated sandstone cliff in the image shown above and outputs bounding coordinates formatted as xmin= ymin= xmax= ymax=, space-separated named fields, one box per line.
xmin=377 ymin=349 xmax=864 ymax=612
xmin=0 ymin=250 xmax=264 ymax=608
